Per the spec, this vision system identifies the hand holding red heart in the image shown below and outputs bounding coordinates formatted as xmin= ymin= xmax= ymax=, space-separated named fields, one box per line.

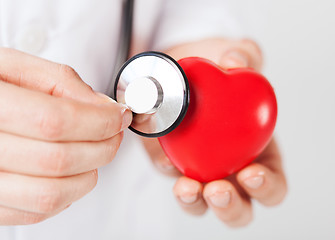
xmin=141 ymin=38 xmax=287 ymax=227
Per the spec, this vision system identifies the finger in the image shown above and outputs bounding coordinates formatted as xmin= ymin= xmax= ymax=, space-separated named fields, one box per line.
xmin=173 ymin=176 xmax=207 ymax=216
xmin=164 ymin=38 xmax=263 ymax=71
xmin=0 ymin=131 xmax=123 ymax=177
xmin=203 ymin=180 xmax=252 ymax=227
xmin=0 ymin=81 xmax=132 ymax=141
xmin=219 ymin=39 xmax=263 ymax=71
xmin=236 ymin=139 xmax=287 ymax=206
xmin=0 ymin=170 xmax=98 ymax=214
xmin=142 ymin=137 xmax=181 ymax=177
xmin=0 ymin=204 xmax=70 ymax=225
xmin=0 ymin=47 xmax=102 ymax=104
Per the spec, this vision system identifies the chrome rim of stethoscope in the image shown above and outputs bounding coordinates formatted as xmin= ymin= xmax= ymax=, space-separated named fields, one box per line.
xmin=114 ymin=51 xmax=190 ymax=138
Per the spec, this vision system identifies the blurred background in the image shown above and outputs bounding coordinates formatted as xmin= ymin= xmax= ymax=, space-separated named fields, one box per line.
xmin=201 ymin=0 xmax=335 ymax=238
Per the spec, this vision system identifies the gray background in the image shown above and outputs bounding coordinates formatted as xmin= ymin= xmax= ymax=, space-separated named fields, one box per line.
xmin=219 ymin=0 xmax=335 ymax=238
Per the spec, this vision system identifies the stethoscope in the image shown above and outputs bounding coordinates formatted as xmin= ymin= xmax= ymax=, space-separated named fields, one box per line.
xmin=107 ymin=1 xmax=278 ymax=183
xmin=109 ymin=0 xmax=190 ymax=138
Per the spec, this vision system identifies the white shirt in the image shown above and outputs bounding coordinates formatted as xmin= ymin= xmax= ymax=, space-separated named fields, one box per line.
xmin=0 ymin=0 xmax=242 ymax=239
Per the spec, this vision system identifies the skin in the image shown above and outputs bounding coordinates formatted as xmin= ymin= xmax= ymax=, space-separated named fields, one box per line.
xmin=0 ymin=38 xmax=287 ymax=227
xmin=0 ymin=48 xmax=132 ymax=225
xmin=142 ymin=38 xmax=287 ymax=227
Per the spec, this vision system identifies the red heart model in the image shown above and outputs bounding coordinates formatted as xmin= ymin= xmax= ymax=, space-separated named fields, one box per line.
xmin=158 ymin=57 xmax=277 ymax=182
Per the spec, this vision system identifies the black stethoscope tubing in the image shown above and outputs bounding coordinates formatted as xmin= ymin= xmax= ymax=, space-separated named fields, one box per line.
xmin=108 ymin=0 xmax=134 ymax=99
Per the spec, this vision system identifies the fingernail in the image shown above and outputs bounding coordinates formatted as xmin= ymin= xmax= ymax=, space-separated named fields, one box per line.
xmin=220 ymin=51 xmax=248 ymax=69
xmin=243 ymin=175 xmax=264 ymax=189
xmin=179 ymin=194 xmax=198 ymax=204
xmin=121 ymin=108 xmax=133 ymax=131
xmin=208 ymin=191 xmax=231 ymax=208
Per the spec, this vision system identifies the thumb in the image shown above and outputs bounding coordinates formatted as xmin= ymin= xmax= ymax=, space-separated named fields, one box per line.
xmin=219 ymin=39 xmax=263 ymax=71
xmin=0 ymin=47 xmax=108 ymax=104
xmin=219 ymin=50 xmax=249 ymax=69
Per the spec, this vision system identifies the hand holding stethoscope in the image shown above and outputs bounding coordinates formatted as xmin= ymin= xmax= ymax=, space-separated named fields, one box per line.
xmin=138 ymin=38 xmax=287 ymax=227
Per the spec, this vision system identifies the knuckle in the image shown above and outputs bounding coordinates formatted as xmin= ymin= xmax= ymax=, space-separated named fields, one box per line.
xmin=35 ymin=183 xmax=63 ymax=214
xmin=22 ymin=212 xmax=47 ymax=225
xmin=57 ymin=64 xmax=79 ymax=80
xmin=37 ymin=102 xmax=77 ymax=141
xmin=37 ymin=108 xmax=66 ymax=140
xmin=43 ymin=144 xmax=71 ymax=176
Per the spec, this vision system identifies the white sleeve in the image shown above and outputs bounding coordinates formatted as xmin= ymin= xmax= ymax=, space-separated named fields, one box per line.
xmin=152 ymin=0 xmax=244 ymax=51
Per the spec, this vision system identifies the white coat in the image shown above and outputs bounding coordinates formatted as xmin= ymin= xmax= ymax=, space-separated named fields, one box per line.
xmin=0 ymin=0 xmax=242 ymax=239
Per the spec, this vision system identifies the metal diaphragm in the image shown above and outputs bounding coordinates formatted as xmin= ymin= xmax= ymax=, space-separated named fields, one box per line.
xmin=114 ymin=51 xmax=189 ymax=138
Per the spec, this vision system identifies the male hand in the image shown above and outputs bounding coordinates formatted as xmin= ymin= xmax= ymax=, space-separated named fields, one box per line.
xmin=0 ymin=48 xmax=132 ymax=225
xmin=142 ymin=38 xmax=287 ymax=227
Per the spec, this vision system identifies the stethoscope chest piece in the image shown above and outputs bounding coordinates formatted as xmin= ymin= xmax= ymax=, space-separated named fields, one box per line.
xmin=114 ymin=52 xmax=189 ymax=137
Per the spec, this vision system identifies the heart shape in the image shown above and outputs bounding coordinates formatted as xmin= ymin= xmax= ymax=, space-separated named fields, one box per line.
xmin=158 ymin=57 xmax=277 ymax=182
